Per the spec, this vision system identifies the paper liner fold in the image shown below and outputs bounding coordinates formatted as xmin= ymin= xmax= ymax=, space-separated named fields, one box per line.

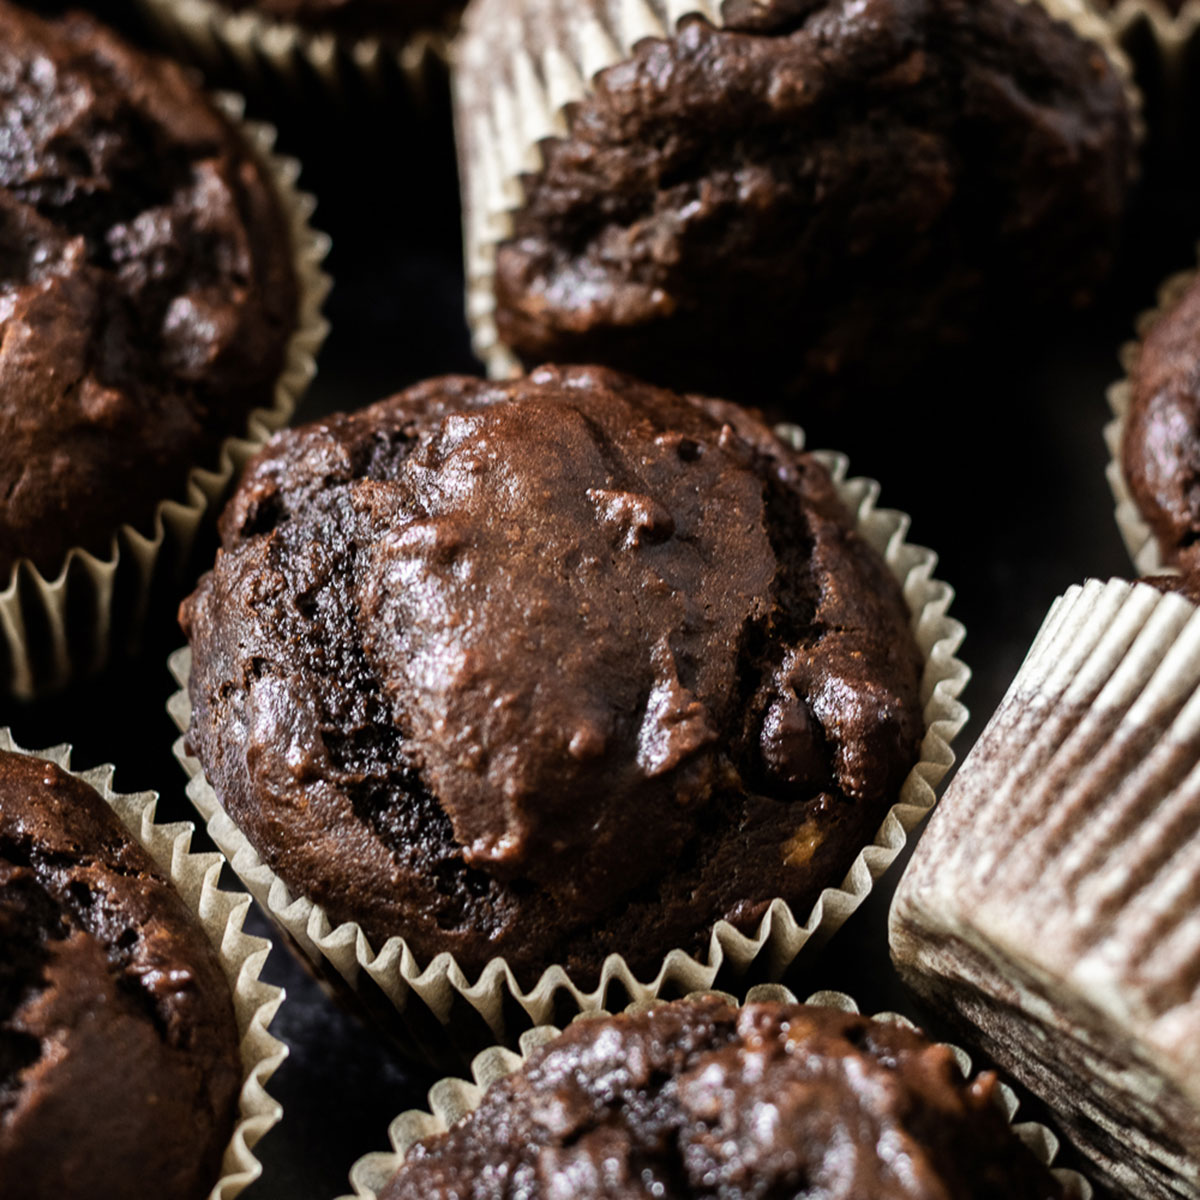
xmin=890 ymin=578 xmax=1200 ymax=1200
xmin=1103 ymin=0 xmax=1200 ymax=68
xmin=339 ymin=986 xmax=1091 ymax=1200
xmin=167 ymin=425 xmax=968 ymax=1054
xmin=452 ymin=0 xmax=1142 ymax=379
xmin=0 ymin=91 xmax=331 ymax=701
xmin=0 ymin=730 xmax=287 ymax=1199
xmin=134 ymin=0 xmax=452 ymax=95
xmin=1105 ymin=257 xmax=1199 ymax=576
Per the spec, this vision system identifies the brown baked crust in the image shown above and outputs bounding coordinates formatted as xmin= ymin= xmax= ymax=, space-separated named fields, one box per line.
xmin=1123 ymin=276 xmax=1200 ymax=571
xmin=220 ymin=0 xmax=461 ymax=38
xmin=0 ymin=750 xmax=242 ymax=1200
xmin=382 ymin=997 xmax=1066 ymax=1200
xmin=466 ymin=0 xmax=1134 ymax=404
xmin=0 ymin=2 xmax=297 ymax=579
xmin=180 ymin=364 xmax=924 ymax=988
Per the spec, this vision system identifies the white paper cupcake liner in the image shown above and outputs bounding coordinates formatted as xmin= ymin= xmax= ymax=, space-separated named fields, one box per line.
xmin=339 ymin=985 xmax=1091 ymax=1200
xmin=166 ymin=424 xmax=968 ymax=1053
xmin=0 ymin=91 xmax=331 ymax=701
xmin=135 ymin=0 xmax=453 ymax=95
xmin=890 ymin=577 xmax=1200 ymax=1200
xmin=0 ymin=730 xmax=287 ymax=1199
xmin=452 ymin=0 xmax=1142 ymax=380
xmin=1104 ymin=257 xmax=1199 ymax=576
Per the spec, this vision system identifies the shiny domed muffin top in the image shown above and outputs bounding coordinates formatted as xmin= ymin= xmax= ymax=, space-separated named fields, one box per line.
xmin=181 ymin=365 xmax=923 ymax=985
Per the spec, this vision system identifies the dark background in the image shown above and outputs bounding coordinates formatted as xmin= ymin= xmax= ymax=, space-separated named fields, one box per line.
xmin=3 ymin=11 xmax=1198 ymax=1196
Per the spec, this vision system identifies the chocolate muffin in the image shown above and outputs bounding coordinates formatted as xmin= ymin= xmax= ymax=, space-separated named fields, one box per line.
xmin=180 ymin=364 xmax=924 ymax=988
xmin=1121 ymin=272 xmax=1200 ymax=571
xmin=382 ymin=996 xmax=1066 ymax=1199
xmin=0 ymin=1 xmax=297 ymax=580
xmin=0 ymin=748 xmax=242 ymax=1200
xmin=456 ymin=0 xmax=1136 ymax=405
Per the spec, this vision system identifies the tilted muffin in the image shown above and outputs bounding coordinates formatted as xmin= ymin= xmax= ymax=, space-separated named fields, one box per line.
xmin=0 ymin=748 xmax=242 ymax=1200
xmin=180 ymin=364 xmax=924 ymax=989
xmin=380 ymin=996 xmax=1066 ymax=1199
xmin=0 ymin=0 xmax=297 ymax=581
xmin=456 ymin=0 xmax=1136 ymax=405
xmin=890 ymin=577 xmax=1200 ymax=1200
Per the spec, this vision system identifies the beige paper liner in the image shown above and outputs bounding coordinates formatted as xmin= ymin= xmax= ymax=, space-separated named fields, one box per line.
xmin=0 ymin=91 xmax=331 ymax=701
xmin=452 ymin=0 xmax=1143 ymax=380
xmin=1104 ymin=257 xmax=1199 ymax=576
xmin=339 ymin=986 xmax=1092 ymax=1200
xmin=1104 ymin=0 xmax=1200 ymax=72
xmin=134 ymin=0 xmax=452 ymax=95
xmin=166 ymin=425 xmax=969 ymax=1050
xmin=890 ymin=577 xmax=1200 ymax=1200
xmin=0 ymin=730 xmax=287 ymax=1199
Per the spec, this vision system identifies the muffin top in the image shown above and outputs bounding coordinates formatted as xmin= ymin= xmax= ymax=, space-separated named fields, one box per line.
xmin=0 ymin=1 xmax=296 ymax=579
xmin=383 ymin=996 xmax=1066 ymax=1200
xmin=0 ymin=749 xmax=242 ymax=1200
xmin=460 ymin=0 xmax=1134 ymax=404
xmin=181 ymin=365 xmax=923 ymax=985
xmin=1123 ymin=275 xmax=1200 ymax=570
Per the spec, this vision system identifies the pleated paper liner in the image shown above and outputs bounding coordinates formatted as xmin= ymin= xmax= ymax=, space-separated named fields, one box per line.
xmin=133 ymin=0 xmax=453 ymax=99
xmin=0 ymin=92 xmax=331 ymax=702
xmin=0 ymin=731 xmax=287 ymax=1199
xmin=453 ymin=0 xmax=1143 ymax=381
xmin=1105 ymin=257 xmax=1198 ymax=576
xmin=890 ymin=578 xmax=1200 ymax=1200
xmin=166 ymin=425 xmax=969 ymax=1062
xmin=1103 ymin=1 xmax=1200 ymax=117
xmin=339 ymin=985 xmax=1092 ymax=1200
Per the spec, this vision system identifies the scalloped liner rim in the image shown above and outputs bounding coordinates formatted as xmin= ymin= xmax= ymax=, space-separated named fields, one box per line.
xmin=166 ymin=425 xmax=970 ymax=1043
xmin=339 ymin=985 xmax=1094 ymax=1200
xmin=0 ymin=731 xmax=288 ymax=1200
xmin=0 ymin=90 xmax=331 ymax=699
xmin=133 ymin=0 xmax=454 ymax=88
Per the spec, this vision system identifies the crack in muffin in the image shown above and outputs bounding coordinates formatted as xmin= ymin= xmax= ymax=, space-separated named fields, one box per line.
xmin=0 ymin=1 xmax=296 ymax=578
xmin=181 ymin=365 xmax=924 ymax=987
xmin=0 ymin=750 xmax=242 ymax=1200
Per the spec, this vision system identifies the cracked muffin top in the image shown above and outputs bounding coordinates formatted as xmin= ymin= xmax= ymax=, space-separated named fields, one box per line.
xmin=0 ymin=749 xmax=242 ymax=1200
xmin=383 ymin=996 xmax=1066 ymax=1200
xmin=459 ymin=0 xmax=1135 ymax=406
xmin=180 ymin=365 xmax=924 ymax=987
xmin=0 ymin=1 xmax=296 ymax=579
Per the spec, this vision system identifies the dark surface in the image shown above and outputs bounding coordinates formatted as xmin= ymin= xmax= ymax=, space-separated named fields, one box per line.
xmin=385 ymin=997 xmax=1065 ymax=1199
xmin=0 ymin=11 xmax=1196 ymax=1196
xmin=180 ymin=365 xmax=922 ymax=988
